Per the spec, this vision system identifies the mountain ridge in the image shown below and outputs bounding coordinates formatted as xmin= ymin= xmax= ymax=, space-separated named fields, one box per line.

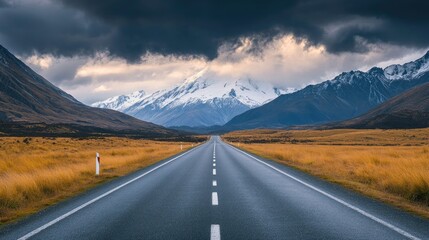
xmin=93 ymin=68 xmax=294 ymax=127
xmin=0 ymin=44 xmax=178 ymax=137
xmin=333 ymin=82 xmax=429 ymax=129
xmin=223 ymin=51 xmax=429 ymax=130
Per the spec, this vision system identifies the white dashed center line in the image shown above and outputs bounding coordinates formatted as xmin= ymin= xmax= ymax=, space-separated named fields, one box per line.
xmin=211 ymin=141 xmax=220 ymax=240
xmin=212 ymin=192 xmax=218 ymax=205
xmin=211 ymin=224 xmax=221 ymax=240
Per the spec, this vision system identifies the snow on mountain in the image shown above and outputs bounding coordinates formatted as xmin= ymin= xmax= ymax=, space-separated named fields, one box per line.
xmin=92 ymin=68 xmax=294 ymax=127
xmin=315 ymin=51 xmax=429 ymax=104
xmin=129 ymin=68 xmax=291 ymax=110
xmin=224 ymin=50 xmax=429 ymax=130
xmin=384 ymin=51 xmax=429 ymax=80
xmin=92 ymin=90 xmax=146 ymax=112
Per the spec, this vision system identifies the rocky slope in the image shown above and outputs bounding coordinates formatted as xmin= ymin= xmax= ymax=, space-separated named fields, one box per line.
xmin=0 ymin=44 xmax=176 ymax=137
xmin=334 ymin=82 xmax=429 ymax=129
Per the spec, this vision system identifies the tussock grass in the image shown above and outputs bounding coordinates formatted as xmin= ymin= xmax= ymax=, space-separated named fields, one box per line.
xmin=0 ymin=137 xmax=194 ymax=224
xmin=224 ymin=129 xmax=429 ymax=218
xmin=224 ymin=128 xmax=429 ymax=146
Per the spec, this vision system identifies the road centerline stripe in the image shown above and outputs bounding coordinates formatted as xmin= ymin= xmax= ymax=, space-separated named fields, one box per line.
xmin=213 ymin=180 xmax=217 ymax=186
xmin=212 ymin=192 xmax=219 ymax=205
xmin=213 ymin=169 xmax=216 ymax=175
xmin=226 ymin=142 xmax=421 ymax=240
xmin=17 ymin=144 xmax=204 ymax=240
xmin=211 ymin=224 xmax=221 ymax=240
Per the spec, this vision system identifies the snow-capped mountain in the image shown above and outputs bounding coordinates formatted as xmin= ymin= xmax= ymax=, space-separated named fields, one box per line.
xmin=92 ymin=68 xmax=293 ymax=127
xmin=224 ymin=50 xmax=429 ymax=130
xmin=93 ymin=90 xmax=146 ymax=112
xmin=384 ymin=52 xmax=429 ymax=80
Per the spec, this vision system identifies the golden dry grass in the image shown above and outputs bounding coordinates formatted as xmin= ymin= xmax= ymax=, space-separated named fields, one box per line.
xmin=224 ymin=128 xmax=429 ymax=146
xmin=224 ymin=129 xmax=429 ymax=218
xmin=0 ymin=137 xmax=197 ymax=224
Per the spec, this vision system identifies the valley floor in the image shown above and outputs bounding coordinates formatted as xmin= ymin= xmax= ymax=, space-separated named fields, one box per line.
xmin=0 ymin=137 xmax=196 ymax=224
xmin=223 ymin=128 xmax=429 ymax=219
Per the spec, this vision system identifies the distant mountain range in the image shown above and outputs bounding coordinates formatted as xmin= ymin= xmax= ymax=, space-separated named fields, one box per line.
xmin=2 ymin=41 xmax=427 ymax=136
xmin=93 ymin=68 xmax=293 ymax=127
xmin=223 ymin=51 xmax=429 ymax=130
xmin=334 ymin=82 xmax=429 ymax=129
xmin=0 ymin=45 xmax=177 ymax=137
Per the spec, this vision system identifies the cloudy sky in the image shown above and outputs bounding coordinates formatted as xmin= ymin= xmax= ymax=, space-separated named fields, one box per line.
xmin=1 ymin=0 xmax=428 ymax=104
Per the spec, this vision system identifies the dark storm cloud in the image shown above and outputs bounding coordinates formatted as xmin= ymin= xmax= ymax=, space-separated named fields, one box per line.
xmin=1 ymin=0 xmax=428 ymax=61
xmin=0 ymin=1 xmax=110 ymax=57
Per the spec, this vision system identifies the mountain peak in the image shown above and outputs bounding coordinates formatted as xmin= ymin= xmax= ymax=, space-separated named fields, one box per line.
xmin=94 ymin=69 xmax=290 ymax=127
xmin=92 ymin=90 xmax=146 ymax=112
xmin=383 ymin=51 xmax=429 ymax=80
xmin=181 ymin=67 xmax=208 ymax=85
xmin=368 ymin=67 xmax=384 ymax=75
xmin=224 ymin=50 xmax=429 ymax=130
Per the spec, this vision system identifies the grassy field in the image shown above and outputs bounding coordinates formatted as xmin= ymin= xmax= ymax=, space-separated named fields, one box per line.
xmin=223 ymin=129 xmax=429 ymax=218
xmin=0 ymin=137 xmax=201 ymax=224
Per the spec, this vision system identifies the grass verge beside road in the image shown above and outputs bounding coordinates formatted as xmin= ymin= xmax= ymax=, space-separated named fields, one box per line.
xmin=0 ymin=137 xmax=198 ymax=224
xmin=223 ymin=129 xmax=429 ymax=219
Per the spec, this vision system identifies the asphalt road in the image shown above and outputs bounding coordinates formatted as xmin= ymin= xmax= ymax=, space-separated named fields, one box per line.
xmin=1 ymin=136 xmax=428 ymax=240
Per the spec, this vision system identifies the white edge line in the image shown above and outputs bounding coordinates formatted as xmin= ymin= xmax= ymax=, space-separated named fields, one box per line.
xmin=18 ymin=144 xmax=204 ymax=240
xmin=225 ymin=142 xmax=421 ymax=240
xmin=211 ymin=224 xmax=221 ymax=240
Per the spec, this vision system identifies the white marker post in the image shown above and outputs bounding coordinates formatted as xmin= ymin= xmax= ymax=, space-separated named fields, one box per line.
xmin=95 ymin=152 xmax=100 ymax=175
xmin=181 ymin=142 xmax=183 ymax=150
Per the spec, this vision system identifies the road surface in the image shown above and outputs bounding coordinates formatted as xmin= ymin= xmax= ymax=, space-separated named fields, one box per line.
xmin=1 ymin=136 xmax=428 ymax=239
